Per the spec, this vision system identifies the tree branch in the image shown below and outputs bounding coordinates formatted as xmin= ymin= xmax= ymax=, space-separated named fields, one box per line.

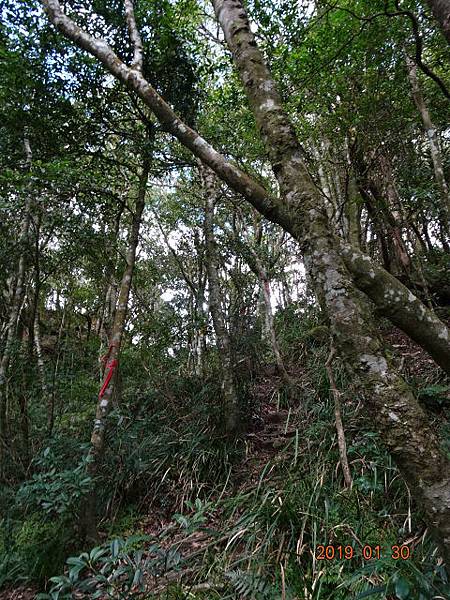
xmin=124 ymin=0 xmax=144 ymax=73
xmin=41 ymin=0 xmax=291 ymax=234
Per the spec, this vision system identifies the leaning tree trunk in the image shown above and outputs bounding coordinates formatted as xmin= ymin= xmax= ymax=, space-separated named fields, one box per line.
xmin=407 ymin=55 xmax=450 ymax=249
xmin=0 ymin=134 xmax=33 ymax=472
xmin=82 ymin=159 xmax=149 ymax=541
xmin=202 ymin=167 xmax=240 ymax=436
xmin=42 ymin=0 xmax=450 ymax=378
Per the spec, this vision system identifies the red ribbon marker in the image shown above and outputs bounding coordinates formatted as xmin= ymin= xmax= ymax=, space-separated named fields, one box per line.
xmin=99 ymin=359 xmax=118 ymax=400
xmin=100 ymin=342 xmax=119 ymax=367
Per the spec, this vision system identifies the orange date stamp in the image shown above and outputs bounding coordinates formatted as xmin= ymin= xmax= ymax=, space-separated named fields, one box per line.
xmin=315 ymin=544 xmax=411 ymax=561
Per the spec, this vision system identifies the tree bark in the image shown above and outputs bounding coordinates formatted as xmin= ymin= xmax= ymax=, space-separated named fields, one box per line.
xmin=33 ymin=311 xmax=51 ymax=433
xmin=202 ymin=167 xmax=240 ymax=436
xmin=0 ymin=134 xmax=33 ymax=472
xmin=425 ymin=0 xmax=450 ymax=45
xmin=344 ymin=173 xmax=361 ymax=249
xmin=193 ymin=231 xmax=208 ymax=377
xmin=377 ymin=154 xmax=412 ymax=273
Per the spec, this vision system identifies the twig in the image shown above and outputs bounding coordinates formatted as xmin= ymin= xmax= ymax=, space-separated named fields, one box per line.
xmin=325 ymin=341 xmax=353 ymax=489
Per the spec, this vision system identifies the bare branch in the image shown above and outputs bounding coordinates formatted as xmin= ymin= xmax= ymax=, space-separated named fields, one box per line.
xmin=124 ymin=0 xmax=144 ymax=72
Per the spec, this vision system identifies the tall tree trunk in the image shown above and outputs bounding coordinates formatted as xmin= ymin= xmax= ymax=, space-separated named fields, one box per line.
xmin=0 ymin=134 xmax=33 ymax=473
xmin=193 ymin=280 xmax=208 ymax=377
xmin=33 ymin=311 xmax=51 ymax=434
xmin=42 ymin=0 xmax=450 ymax=377
xmin=202 ymin=167 xmax=240 ymax=436
xmin=30 ymin=210 xmax=53 ymax=434
xmin=359 ymin=185 xmax=393 ymax=272
xmin=193 ymin=231 xmax=208 ymax=377
xmin=82 ymin=159 xmax=149 ymax=541
xmin=406 ymin=55 xmax=450 ymax=249
xmin=50 ymin=303 xmax=65 ymax=433
xmin=344 ymin=174 xmax=362 ymax=249
xmin=103 ymin=204 xmax=124 ymax=341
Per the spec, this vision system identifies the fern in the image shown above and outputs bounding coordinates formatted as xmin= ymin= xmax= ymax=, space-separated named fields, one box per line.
xmin=225 ymin=569 xmax=276 ymax=599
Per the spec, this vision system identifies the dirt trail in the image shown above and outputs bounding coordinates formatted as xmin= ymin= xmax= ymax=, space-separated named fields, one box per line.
xmin=139 ymin=402 xmax=303 ymax=595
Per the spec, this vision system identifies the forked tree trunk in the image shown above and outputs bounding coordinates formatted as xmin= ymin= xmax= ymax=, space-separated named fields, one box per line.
xmin=82 ymin=159 xmax=149 ymax=541
xmin=202 ymin=167 xmax=240 ymax=436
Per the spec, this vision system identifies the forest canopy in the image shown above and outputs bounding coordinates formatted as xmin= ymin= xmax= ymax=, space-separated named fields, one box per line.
xmin=0 ymin=0 xmax=449 ymax=598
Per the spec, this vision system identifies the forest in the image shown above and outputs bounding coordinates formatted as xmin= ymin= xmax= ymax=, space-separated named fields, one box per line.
xmin=0 ymin=0 xmax=450 ymax=598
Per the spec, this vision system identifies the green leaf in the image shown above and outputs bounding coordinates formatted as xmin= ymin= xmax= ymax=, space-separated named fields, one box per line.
xmin=132 ymin=568 xmax=143 ymax=588
xmin=89 ymin=546 xmax=106 ymax=562
xmin=395 ymin=576 xmax=411 ymax=599
xmin=110 ymin=538 xmax=120 ymax=558
xmin=356 ymin=587 xmax=387 ymax=599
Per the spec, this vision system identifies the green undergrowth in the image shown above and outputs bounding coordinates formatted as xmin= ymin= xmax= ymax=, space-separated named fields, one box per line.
xmin=38 ymin=391 xmax=450 ymax=599
xmin=2 ymin=305 xmax=449 ymax=598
